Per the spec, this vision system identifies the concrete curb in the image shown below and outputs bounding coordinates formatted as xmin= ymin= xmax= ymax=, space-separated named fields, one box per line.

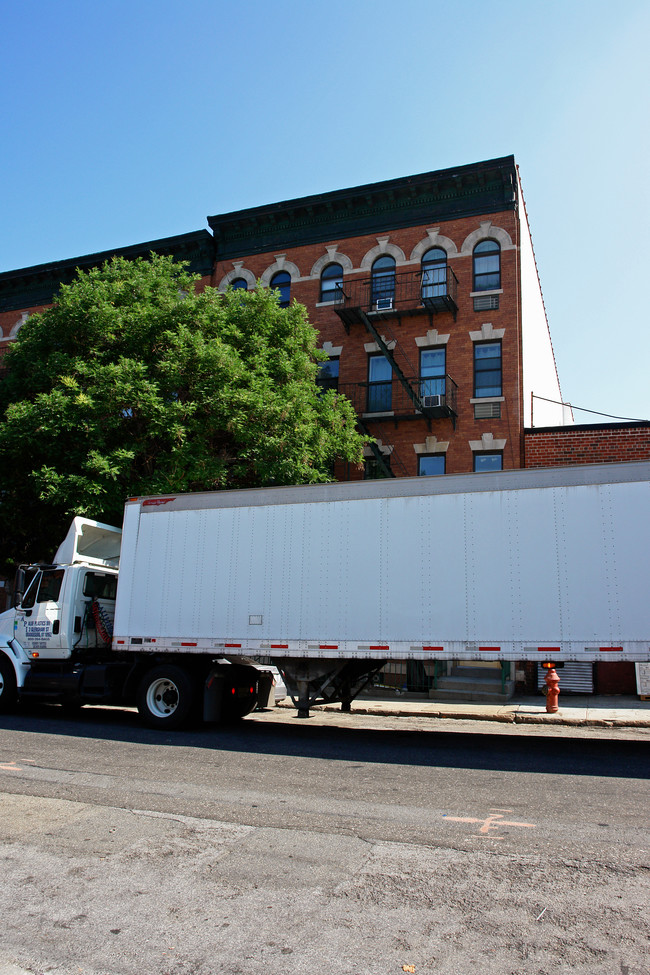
xmin=334 ymin=704 xmax=650 ymax=728
xmin=277 ymin=698 xmax=650 ymax=728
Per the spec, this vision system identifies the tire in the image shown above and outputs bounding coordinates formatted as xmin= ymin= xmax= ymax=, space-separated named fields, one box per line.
xmin=136 ymin=665 xmax=196 ymax=730
xmin=0 ymin=654 xmax=18 ymax=714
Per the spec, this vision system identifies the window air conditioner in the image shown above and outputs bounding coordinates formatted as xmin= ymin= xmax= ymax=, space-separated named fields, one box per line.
xmin=422 ymin=394 xmax=442 ymax=408
xmin=374 ymin=297 xmax=393 ymax=311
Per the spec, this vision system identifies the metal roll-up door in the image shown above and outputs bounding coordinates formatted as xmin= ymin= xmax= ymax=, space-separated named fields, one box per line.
xmin=537 ymin=662 xmax=594 ymax=693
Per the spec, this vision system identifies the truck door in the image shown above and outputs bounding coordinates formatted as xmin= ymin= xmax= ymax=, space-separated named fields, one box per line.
xmin=76 ymin=570 xmax=117 ymax=649
xmin=14 ymin=568 xmax=67 ymax=657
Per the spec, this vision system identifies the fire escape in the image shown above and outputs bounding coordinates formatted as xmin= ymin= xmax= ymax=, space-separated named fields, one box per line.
xmin=333 ymin=266 xmax=459 ymax=477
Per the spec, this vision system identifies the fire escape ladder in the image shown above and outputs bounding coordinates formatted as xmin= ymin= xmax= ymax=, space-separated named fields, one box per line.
xmin=356 ymin=416 xmax=395 ymax=478
xmin=359 ymin=311 xmax=424 ymax=416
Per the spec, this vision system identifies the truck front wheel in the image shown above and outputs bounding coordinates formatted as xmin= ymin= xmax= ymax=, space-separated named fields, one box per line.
xmin=0 ymin=654 xmax=18 ymax=713
xmin=137 ymin=665 xmax=195 ymax=730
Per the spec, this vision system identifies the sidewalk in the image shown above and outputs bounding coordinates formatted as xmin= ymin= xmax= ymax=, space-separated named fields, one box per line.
xmin=289 ymin=694 xmax=650 ymax=728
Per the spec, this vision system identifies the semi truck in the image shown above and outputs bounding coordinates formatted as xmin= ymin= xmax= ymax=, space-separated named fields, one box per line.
xmin=0 ymin=461 xmax=648 ymax=727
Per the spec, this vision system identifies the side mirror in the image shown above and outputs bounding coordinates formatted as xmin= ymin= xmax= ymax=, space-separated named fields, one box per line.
xmin=12 ymin=568 xmax=26 ymax=608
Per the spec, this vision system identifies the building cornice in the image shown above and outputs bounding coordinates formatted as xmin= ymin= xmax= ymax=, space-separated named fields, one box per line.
xmin=208 ymin=156 xmax=517 ymax=259
xmin=0 ymin=230 xmax=215 ymax=313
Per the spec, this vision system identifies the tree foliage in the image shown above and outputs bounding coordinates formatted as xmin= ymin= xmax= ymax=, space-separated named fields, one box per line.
xmin=0 ymin=254 xmax=365 ymax=567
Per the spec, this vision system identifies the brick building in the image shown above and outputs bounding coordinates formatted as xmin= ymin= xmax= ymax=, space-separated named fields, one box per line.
xmin=208 ymin=155 xmax=568 ymax=479
xmin=1 ymin=156 xmax=568 ymax=479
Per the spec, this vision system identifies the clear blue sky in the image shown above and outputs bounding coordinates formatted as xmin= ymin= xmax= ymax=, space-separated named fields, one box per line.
xmin=2 ymin=0 xmax=648 ymax=422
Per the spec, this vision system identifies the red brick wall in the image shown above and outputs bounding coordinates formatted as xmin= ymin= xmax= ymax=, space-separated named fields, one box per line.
xmin=525 ymin=424 xmax=650 ymax=467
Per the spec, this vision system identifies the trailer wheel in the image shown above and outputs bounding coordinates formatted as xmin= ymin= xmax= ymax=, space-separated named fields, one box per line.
xmin=0 ymin=654 xmax=18 ymax=713
xmin=137 ymin=665 xmax=195 ymax=730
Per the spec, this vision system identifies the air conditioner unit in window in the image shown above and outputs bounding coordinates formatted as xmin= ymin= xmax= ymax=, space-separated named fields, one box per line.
xmin=374 ymin=297 xmax=393 ymax=311
xmin=422 ymin=394 xmax=442 ymax=408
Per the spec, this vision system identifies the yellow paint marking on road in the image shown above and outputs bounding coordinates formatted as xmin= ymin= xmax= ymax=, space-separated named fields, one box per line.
xmin=444 ymin=812 xmax=536 ymax=837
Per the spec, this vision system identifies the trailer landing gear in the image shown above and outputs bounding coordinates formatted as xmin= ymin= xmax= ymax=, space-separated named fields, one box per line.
xmin=280 ymin=658 xmax=385 ymax=718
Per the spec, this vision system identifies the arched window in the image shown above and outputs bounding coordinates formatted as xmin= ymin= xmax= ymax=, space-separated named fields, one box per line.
xmin=371 ymin=255 xmax=395 ymax=306
xmin=320 ymin=263 xmax=343 ymax=303
xmin=271 ymin=271 xmax=291 ymax=307
xmin=421 ymin=247 xmax=447 ymax=299
xmin=473 ymin=240 xmax=501 ymax=291
xmin=230 ymin=277 xmax=247 ymax=290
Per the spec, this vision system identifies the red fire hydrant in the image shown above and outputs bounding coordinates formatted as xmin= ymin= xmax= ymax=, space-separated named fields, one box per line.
xmin=544 ymin=666 xmax=560 ymax=713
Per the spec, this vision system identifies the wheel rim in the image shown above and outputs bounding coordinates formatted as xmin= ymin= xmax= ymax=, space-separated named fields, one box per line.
xmin=145 ymin=677 xmax=180 ymax=718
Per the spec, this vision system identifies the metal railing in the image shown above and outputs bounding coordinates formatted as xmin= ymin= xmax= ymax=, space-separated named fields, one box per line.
xmin=334 ymin=266 xmax=458 ymax=321
xmin=339 ymin=374 xmax=457 ymax=418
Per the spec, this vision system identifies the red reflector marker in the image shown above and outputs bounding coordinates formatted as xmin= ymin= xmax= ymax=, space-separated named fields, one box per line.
xmin=479 ymin=646 xmax=501 ymax=652
xmin=423 ymin=646 xmax=444 ymax=652
xmin=600 ymin=646 xmax=622 ymax=652
xmin=538 ymin=647 xmax=561 ymax=652
xmin=181 ymin=642 xmax=197 ymax=647
xmin=370 ymin=645 xmax=389 ymax=651
xmin=320 ymin=645 xmax=338 ymax=650
xmin=225 ymin=643 xmax=242 ymax=648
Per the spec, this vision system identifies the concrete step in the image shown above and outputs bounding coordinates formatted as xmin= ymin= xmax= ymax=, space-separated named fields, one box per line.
xmin=449 ymin=666 xmax=507 ymax=680
xmin=429 ymin=687 xmax=514 ymax=703
xmin=430 ymin=675 xmax=515 ymax=703
xmin=436 ymin=677 xmax=505 ymax=692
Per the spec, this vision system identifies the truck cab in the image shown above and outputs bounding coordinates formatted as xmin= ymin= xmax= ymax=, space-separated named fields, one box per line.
xmin=0 ymin=518 xmax=121 ymax=708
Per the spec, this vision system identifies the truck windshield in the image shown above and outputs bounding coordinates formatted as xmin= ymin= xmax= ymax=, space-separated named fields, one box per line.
xmin=22 ymin=569 xmax=64 ymax=608
xmin=36 ymin=570 xmax=64 ymax=604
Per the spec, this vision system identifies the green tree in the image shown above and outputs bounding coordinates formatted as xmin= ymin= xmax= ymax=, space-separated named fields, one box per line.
xmin=0 ymin=254 xmax=365 ymax=567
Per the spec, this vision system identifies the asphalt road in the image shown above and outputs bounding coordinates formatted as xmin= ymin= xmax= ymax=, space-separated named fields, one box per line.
xmin=0 ymin=704 xmax=648 ymax=975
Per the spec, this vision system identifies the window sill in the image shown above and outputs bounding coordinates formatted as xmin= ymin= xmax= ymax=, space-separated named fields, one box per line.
xmin=470 ymin=396 xmax=504 ymax=404
xmin=469 ymin=288 xmax=503 ymax=297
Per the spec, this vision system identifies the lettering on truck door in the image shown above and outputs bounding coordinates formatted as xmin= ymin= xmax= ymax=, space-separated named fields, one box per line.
xmin=14 ymin=568 xmax=65 ymax=655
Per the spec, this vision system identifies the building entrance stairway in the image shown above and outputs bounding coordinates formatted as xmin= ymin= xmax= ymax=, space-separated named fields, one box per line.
xmin=429 ymin=663 xmax=515 ymax=703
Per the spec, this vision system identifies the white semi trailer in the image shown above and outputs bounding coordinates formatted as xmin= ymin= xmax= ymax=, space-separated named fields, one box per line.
xmin=0 ymin=462 xmax=648 ymax=726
